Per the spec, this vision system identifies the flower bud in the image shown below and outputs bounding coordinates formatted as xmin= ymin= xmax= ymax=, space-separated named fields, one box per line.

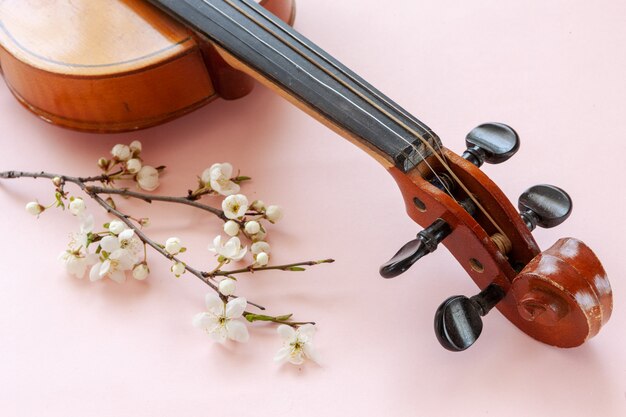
xmin=69 ymin=197 xmax=86 ymax=216
xmin=25 ymin=201 xmax=45 ymax=216
xmin=108 ymin=220 xmax=126 ymax=235
xmin=171 ymin=262 xmax=185 ymax=277
xmin=111 ymin=144 xmax=131 ymax=161
xmin=165 ymin=237 xmax=183 ymax=255
xmin=251 ymin=241 xmax=271 ymax=255
xmin=129 ymin=140 xmax=142 ymax=154
xmin=255 ymin=252 xmax=269 ymax=266
xmin=98 ymin=158 xmax=110 ymax=171
xmin=136 ymin=165 xmax=159 ymax=191
xmin=266 ymin=205 xmax=283 ymax=222
xmin=139 ymin=218 xmax=150 ymax=227
xmin=244 ymin=221 xmax=261 ymax=235
xmin=132 ymin=263 xmax=150 ymax=281
xmin=251 ymin=200 xmax=265 ymax=211
xmin=223 ymin=220 xmax=240 ymax=237
xmin=52 ymin=177 xmax=62 ymax=187
xmin=218 ymin=278 xmax=237 ymax=296
xmin=126 ymin=158 xmax=142 ymax=174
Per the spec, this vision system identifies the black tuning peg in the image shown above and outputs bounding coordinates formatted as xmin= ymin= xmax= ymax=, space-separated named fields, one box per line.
xmin=462 ymin=123 xmax=520 ymax=167
xmin=434 ymin=284 xmax=505 ymax=352
xmin=379 ymin=219 xmax=451 ymax=278
xmin=518 ymin=184 xmax=573 ymax=231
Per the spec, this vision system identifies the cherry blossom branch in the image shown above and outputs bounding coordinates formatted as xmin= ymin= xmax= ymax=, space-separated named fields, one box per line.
xmin=83 ymin=185 xmax=228 ymax=220
xmin=207 ymin=259 xmax=335 ymax=277
xmin=0 ymin=170 xmax=266 ymax=310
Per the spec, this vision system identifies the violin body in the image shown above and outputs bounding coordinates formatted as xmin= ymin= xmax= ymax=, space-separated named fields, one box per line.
xmin=0 ymin=0 xmax=295 ymax=132
xmin=0 ymin=0 xmax=613 ymax=350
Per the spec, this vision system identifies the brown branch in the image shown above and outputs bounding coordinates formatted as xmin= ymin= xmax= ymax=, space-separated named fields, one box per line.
xmin=207 ymin=259 xmax=335 ymax=277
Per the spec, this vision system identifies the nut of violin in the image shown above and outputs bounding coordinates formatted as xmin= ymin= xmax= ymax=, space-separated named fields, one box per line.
xmin=511 ymin=238 xmax=612 ymax=347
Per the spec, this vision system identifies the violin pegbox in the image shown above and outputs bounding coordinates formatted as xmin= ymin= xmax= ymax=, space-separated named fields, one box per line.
xmin=387 ymin=123 xmax=613 ymax=351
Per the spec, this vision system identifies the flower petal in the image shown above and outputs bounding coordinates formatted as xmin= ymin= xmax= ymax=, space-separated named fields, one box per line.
xmin=100 ymin=236 xmax=120 ymax=253
xmin=277 ymin=324 xmax=296 ymax=341
xmin=298 ymin=323 xmax=316 ymax=340
xmin=193 ymin=312 xmax=217 ymax=329
xmin=118 ymin=229 xmax=135 ymax=242
xmin=303 ymin=343 xmax=320 ymax=364
xmin=226 ymin=320 xmax=249 ymax=343
xmin=109 ymin=270 xmax=126 ymax=284
xmin=205 ymin=292 xmax=224 ymax=315
xmin=225 ymin=297 xmax=247 ymax=318
xmin=89 ymin=263 xmax=102 ymax=281
xmin=274 ymin=346 xmax=292 ymax=363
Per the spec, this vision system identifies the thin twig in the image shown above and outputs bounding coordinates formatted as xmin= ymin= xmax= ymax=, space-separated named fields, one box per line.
xmin=208 ymin=259 xmax=335 ymax=277
xmin=85 ymin=185 xmax=227 ymax=220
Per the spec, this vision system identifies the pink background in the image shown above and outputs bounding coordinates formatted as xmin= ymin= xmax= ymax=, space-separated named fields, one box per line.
xmin=1 ymin=0 xmax=625 ymax=415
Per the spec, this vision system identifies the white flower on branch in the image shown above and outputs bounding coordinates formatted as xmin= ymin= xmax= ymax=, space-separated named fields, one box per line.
xmin=101 ymin=229 xmax=142 ymax=262
xmin=165 ymin=237 xmax=184 ymax=255
xmin=209 ymin=235 xmax=247 ymax=262
xmin=223 ymin=220 xmax=240 ymax=237
xmin=111 ymin=144 xmax=131 ymax=162
xmin=255 ymin=252 xmax=269 ymax=266
xmin=25 ymin=201 xmax=45 ymax=216
xmin=89 ymin=249 xmax=134 ymax=283
xmin=136 ymin=165 xmax=160 ymax=191
xmin=129 ymin=140 xmax=142 ymax=154
xmin=244 ymin=220 xmax=261 ymax=235
xmin=107 ymin=220 xmax=127 ymax=235
xmin=201 ymin=162 xmax=240 ymax=196
xmin=171 ymin=261 xmax=186 ymax=278
xmin=222 ymin=194 xmax=249 ymax=220
xmin=193 ymin=293 xmax=249 ymax=343
xmin=59 ymin=214 xmax=98 ymax=279
xmin=218 ymin=278 xmax=237 ymax=296
xmin=274 ymin=324 xmax=319 ymax=365
xmin=266 ymin=205 xmax=283 ymax=223
xmin=132 ymin=263 xmax=150 ymax=281
xmin=126 ymin=158 xmax=142 ymax=174
xmin=251 ymin=200 xmax=265 ymax=212
xmin=69 ymin=197 xmax=86 ymax=217
xmin=251 ymin=241 xmax=271 ymax=255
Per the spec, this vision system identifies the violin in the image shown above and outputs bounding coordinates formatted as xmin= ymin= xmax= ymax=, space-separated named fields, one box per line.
xmin=0 ymin=0 xmax=612 ymax=351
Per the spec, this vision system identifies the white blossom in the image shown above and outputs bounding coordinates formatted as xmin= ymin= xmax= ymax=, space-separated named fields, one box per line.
xmin=171 ymin=261 xmax=185 ymax=277
xmin=111 ymin=144 xmax=131 ymax=161
xmin=59 ymin=215 xmax=98 ymax=278
xmin=165 ymin=237 xmax=183 ymax=255
xmin=132 ymin=263 xmax=149 ymax=280
xmin=201 ymin=163 xmax=240 ymax=196
xmin=107 ymin=220 xmax=127 ymax=235
xmin=25 ymin=201 xmax=44 ymax=216
xmin=244 ymin=221 xmax=261 ymax=235
xmin=129 ymin=140 xmax=142 ymax=154
xmin=251 ymin=241 xmax=271 ymax=255
xmin=193 ymin=293 xmax=249 ymax=343
xmin=218 ymin=278 xmax=237 ymax=296
xmin=274 ymin=324 xmax=319 ymax=365
xmin=209 ymin=235 xmax=247 ymax=261
xmin=223 ymin=220 xmax=240 ymax=237
xmin=69 ymin=197 xmax=86 ymax=216
xmin=89 ymin=249 xmax=134 ymax=283
xmin=126 ymin=158 xmax=142 ymax=174
xmin=222 ymin=194 xmax=248 ymax=220
xmin=266 ymin=205 xmax=283 ymax=222
xmin=251 ymin=200 xmax=265 ymax=212
xmin=136 ymin=165 xmax=159 ymax=191
xmin=255 ymin=252 xmax=269 ymax=266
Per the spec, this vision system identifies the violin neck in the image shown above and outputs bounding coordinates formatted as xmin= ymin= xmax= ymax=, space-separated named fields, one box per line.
xmin=147 ymin=0 xmax=440 ymax=172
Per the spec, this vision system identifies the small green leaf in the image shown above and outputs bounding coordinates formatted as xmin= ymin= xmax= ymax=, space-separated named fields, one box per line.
xmin=287 ymin=267 xmax=306 ymax=272
xmin=275 ymin=314 xmax=293 ymax=321
xmin=103 ymin=223 xmax=110 ymax=229
xmin=232 ymin=176 xmax=252 ymax=184
xmin=179 ymin=247 xmax=187 ymax=253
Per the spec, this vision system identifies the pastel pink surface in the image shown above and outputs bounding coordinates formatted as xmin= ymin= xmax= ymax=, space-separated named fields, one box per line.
xmin=1 ymin=1 xmax=625 ymax=416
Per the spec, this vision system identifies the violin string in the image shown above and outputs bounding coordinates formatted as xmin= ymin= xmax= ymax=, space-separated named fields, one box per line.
xmin=197 ymin=0 xmax=508 ymax=239
xmin=224 ymin=0 xmax=508 ymax=240
xmin=222 ymin=0 xmax=454 ymax=197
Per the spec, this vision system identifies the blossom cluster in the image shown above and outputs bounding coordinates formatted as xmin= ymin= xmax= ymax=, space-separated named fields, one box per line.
xmin=19 ymin=141 xmax=323 ymax=366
